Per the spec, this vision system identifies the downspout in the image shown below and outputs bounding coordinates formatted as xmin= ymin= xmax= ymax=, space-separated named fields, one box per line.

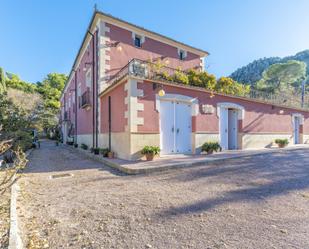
xmin=73 ymin=69 xmax=78 ymax=144
xmin=95 ymin=29 xmax=99 ymax=148
xmin=108 ymin=96 xmax=111 ymax=151
xmin=87 ymin=30 xmax=96 ymax=149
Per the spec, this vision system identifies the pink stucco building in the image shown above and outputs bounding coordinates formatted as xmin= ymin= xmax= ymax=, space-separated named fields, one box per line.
xmin=60 ymin=11 xmax=309 ymax=160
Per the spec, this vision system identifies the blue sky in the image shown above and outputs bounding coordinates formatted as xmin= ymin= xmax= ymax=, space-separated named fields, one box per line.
xmin=1 ymin=0 xmax=309 ymax=83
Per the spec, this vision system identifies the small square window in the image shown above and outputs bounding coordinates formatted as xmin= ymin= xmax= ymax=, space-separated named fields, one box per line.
xmin=134 ymin=36 xmax=141 ymax=48
xmin=179 ymin=50 xmax=185 ymax=60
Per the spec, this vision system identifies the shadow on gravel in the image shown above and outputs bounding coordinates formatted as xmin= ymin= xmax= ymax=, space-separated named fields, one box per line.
xmin=159 ymin=149 xmax=309 ymax=217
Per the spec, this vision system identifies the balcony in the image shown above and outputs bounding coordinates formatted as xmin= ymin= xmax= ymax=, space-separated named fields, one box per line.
xmin=106 ymin=59 xmax=308 ymax=110
xmin=81 ymin=88 xmax=91 ymax=109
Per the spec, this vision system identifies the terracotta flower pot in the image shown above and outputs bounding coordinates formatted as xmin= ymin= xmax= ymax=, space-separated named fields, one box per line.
xmin=278 ymin=144 xmax=286 ymax=148
xmin=108 ymin=152 xmax=114 ymax=159
xmin=207 ymin=150 xmax=214 ymax=155
xmin=145 ymin=153 xmax=155 ymax=161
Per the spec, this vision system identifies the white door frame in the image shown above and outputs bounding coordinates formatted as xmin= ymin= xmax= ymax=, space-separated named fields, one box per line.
xmin=292 ymin=113 xmax=304 ymax=144
xmin=156 ymin=94 xmax=198 ymax=154
xmin=217 ymin=102 xmax=245 ymax=150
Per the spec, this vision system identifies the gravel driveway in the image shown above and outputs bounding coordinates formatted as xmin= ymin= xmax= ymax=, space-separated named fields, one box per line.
xmin=18 ymin=140 xmax=309 ymax=249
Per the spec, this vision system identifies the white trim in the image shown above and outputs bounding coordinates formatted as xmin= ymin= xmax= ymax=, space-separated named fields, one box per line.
xmin=155 ymin=93 xmax=199 ymax=116
xmin=125 ymin=79 xmax=144 ymax=132
xmin=217 ymin=102 xmax=245 ymax=120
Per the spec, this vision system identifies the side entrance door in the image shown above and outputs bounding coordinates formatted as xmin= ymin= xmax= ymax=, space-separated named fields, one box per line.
xmin=294 ymin=116 xmax=300 ymax=144
xmin=160 ymin=100 xmax=192 ymax=154
xmin=63 ymin=123 xmax=68 ymax=144
xmin=228 ymin=109 xmax=238 ymax=150
xmin=220 ymin=108 xmax=238 ymax=150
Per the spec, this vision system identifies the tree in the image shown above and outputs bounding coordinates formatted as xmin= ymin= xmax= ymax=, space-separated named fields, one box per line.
xmin=255 ymin=60 xmax=307 ymax=93
xmin=0 ymin=67 xmax=6 ymax=94
xmin=37 ymin=73 xmax=67 ymax=111
xmin=5 ymin=73 xmax=37 ymax=93
xmin=36 ymin=73 xmax=67 ymax=131
xmin=216 ymin=77 xmax=250 ymax=96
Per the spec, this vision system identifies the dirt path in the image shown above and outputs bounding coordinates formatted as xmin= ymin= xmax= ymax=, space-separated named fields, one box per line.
xmin=17 ymin=140 xmax=309 ymax=248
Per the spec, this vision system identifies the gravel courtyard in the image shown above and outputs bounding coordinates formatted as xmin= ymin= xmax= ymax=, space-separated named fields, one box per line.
xmin=17 ymin=140 xmax=309 ymax=249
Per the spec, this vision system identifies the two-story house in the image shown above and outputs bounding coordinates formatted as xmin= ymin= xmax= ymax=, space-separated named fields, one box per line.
xmin=61 ymin=11 xmax=309 ymax=160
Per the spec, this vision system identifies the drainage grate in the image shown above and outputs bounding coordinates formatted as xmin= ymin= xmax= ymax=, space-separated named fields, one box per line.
xmin=50 ymin=173 xmax=73 ymax=179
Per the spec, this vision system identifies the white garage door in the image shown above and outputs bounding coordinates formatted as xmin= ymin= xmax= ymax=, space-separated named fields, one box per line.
xmin=160 ymin=100 xmax=192 ymax=154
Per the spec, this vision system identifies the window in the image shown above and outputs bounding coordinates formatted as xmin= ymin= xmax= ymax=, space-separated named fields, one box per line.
xmin=68 ymin=95 xmax=71 ymax=108
xmin=77 ymin=83 xmax=81 ymax=108
xmin=86 ymin=68 xmax=92 ymax=88
xmin=179 ymin=50 xmax=185 ymax=60
xmin=77 ymin=83 xmax=81 ymax=97
xmin=134 ymin=35 xmax=142 ymax=48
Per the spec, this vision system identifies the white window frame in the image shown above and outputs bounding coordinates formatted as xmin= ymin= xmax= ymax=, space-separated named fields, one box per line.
xmin=177 ymin=48 xmax=187 ymax=60
xmin=132 ymin=32 xmax=145 ymax=48
xmin=86 ymin=68 xmax=92 ymax=88
xmin=68 ymin=94 xmax=71 ymax=108
xmin=77 ymin=83 xmax=81 ymax=97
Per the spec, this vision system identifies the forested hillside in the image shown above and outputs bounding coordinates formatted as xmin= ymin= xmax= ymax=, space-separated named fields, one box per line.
xmin=230 ymin=50 xmax=309 ymax=86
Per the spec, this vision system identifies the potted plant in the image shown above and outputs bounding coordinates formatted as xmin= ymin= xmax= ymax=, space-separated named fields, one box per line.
xmin=201 ymin=142 xmax=222 ymax=155
xmin=275 ymin=138 xmax=289 ymax=148
xmin=93 ymin=148 xmax=100 ymax=155
xmin=107 ymin=151 xmax=114 ymax=159
xmin=141 ymin=146 xmax=160 ymax=161
xmin=81 ymin=143 xmax=88 ymax=150
xmin=100 ymin=148 xmax=109 ymax=157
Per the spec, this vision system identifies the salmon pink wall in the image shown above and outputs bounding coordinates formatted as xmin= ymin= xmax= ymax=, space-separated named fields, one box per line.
xmin=107 ymin=23 xmax=202 ymax=78
xmin=137 ymin=81 xmax=309 ymax=134
xmin=100 ymin=81 xmax=127 ymax=133
xmin=62 ymin=33 xmax=98 ymax=135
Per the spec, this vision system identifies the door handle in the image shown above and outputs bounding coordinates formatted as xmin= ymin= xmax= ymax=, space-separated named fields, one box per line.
xmin=177 ymin=128 xmax=180 ymax=133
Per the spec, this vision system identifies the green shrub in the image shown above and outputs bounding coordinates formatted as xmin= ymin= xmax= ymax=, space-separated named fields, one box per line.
xmin=141 ymin=146 xmax=160 ymax=155
xmin=11 ymin=130 xmax=33 ymax=151
xmin=81 ymin=143 xmax=88 ymax=150
xmin=201 ymin=142 xmax=222 ymax=154
xmin=93 ymin=148 xmax=100 ymax=154
xmin=275 ymin=138 xmax=289 ymax=147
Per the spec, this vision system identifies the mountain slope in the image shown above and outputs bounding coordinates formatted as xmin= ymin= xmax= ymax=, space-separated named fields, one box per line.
xmin=230 ymin=50 xmax=309 ymax=85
